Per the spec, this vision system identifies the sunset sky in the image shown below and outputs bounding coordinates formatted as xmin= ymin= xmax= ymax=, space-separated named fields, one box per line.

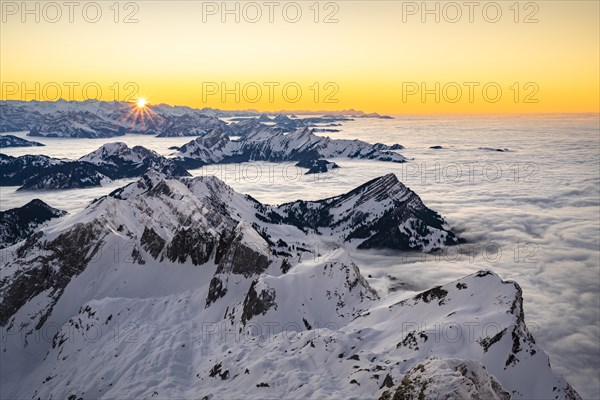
xmin=1 ymin=0 xmax=598 ymax=113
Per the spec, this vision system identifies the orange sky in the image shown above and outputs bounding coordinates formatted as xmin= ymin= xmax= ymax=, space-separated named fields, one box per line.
xmin=1 ymin=1 xmax=598 ymax=114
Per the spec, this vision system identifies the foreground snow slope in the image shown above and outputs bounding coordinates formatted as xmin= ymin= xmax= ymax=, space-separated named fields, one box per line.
xmin=0 ymin=173 xmax=579 ymax=399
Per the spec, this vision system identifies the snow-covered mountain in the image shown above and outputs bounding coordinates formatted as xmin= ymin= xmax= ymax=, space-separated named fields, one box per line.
xmin=175 ymin=126 xmax=406 ymax=168
xmin=0 ymin=170 xmax=579 ymax=398
xmin=79 ymin=142 xmax=190 ymax=178
xmin=156 ymin=113 xmax=229 ymax=137
xmin=228 ymin=114 xmax=361 ymax=135
xmin=0 ymin=135 xmax=44 ymax=148
xmin=0 ymin=102 xmax=45 ymax=132
xmin=227 ymin=118 xmax=279 ymax=137
xmin=29 ymin=111 xmax=126 ymax=138
xmin=271 ymin=173 xmax=459 ymax=250
xmin=0 ymin=143 xmax=190 ymax=190
xmin=0 ymin=153 xmax=64 ymax=186
xmin=0 ymin=101 xmax=231 ymax=137
xmin=0 ymin=199 xmax=66 ymax=249
xmin=1 ymin=101 xmax=399 ymax=139
xmin=0 ymin=171 xmax=455 ymax=332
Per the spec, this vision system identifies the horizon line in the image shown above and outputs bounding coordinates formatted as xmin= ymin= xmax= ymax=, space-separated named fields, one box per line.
xmin=1 ymin=99 xmax=598 ymax=117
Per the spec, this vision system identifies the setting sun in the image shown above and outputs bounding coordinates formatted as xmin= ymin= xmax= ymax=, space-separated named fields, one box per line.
xmin=136 ymin=97 xmax=147 ymax=108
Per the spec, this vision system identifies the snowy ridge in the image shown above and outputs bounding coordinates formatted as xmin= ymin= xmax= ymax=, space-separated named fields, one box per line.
xmin=175 ymin=125 xmax=406 ymax=168
xmin=0 ymin=142 xmax=190 ymax=190
xmin=174 ymin=127 xmax=238 ymax=164
xmin=79 ymin=142 xmax=190 ymax=178
xmin=270 ymin=173 xmax=459 ymax=251
xmin=0 ymin=199 xmax=66 ymax=249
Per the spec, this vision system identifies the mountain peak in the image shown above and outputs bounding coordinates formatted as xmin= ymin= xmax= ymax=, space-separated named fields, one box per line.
xmin=0 ymin=199 xmax=66 ymax=249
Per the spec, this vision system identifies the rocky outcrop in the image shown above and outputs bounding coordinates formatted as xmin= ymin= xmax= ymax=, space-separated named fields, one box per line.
xmin=379 ymin=358 xmax=511 ymax=400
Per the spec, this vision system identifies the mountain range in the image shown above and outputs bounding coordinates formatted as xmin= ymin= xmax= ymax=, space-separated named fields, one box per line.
xmin=0 ymin=172 xmax=579 ymax=399
xmin=0 ymin=142 xmax=189 ymax=190
xmin=0 ymin=100 xmax=391 ymax=138
xmin=1 ymin=124 xmax=406 ymax=190
xmin=174 ymin=125 xmax=405 ymax=169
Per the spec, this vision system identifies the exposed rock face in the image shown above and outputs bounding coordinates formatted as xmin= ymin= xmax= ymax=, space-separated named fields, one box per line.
xmin=174 ymin=126 xmax=406 ymax=168
xmin=0 ymin=221 xmax=106 ymax=331
xmin=139 ymin=227 xmax=166 ymax=259
xmin=165 ymin=227 xmax=218 ymax=266
xmin=215 ymin=222 xmax=272 ymax=277
xmin=0 ymin=135 xmax=44 ymax=148
xmin=0 ymin=199 xmax=66 ymax=248
xmin=241 ymin=280 xmax=277 ymax=325
xmin=379 ymin=358 xmax=511 ymax=400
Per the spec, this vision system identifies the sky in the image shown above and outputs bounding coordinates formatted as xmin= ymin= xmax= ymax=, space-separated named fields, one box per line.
xmin=1 ymin=0 xmax=599 ymax=114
